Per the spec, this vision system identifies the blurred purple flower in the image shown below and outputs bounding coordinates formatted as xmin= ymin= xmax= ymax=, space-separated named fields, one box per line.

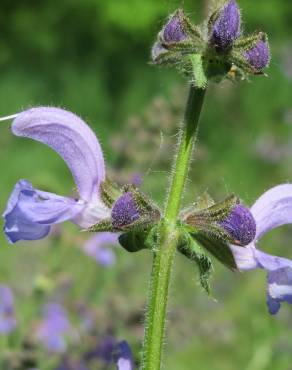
xmin=231 ymin=185 xmax=292 ymax=314
xmin=36 ymin=303 xmax=71 ymax=353
xmin=83 ymin=232 xmax=119 ymax=267
xmin=3 ymin=107 xmax=111 ymax=243
xmin=84 ymin=336 xmax=134 ymax=370
xmin=0 ymin=285 xmax=17 ymax=334
xmin=84 ymin=334 xmax=116 ymax=364
xmin=211 ymin=0 xmax=241 ymax=50
xmin=55 ymin=358 xmax=89 ymax=370
xmin=114 ymin=340 xmax=134 ymax=370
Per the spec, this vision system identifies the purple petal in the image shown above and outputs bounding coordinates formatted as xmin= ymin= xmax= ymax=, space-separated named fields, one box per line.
xmin=3 ymin=180 xmax=50 ymax=243
xmin=244 ymin=40 xmax=270 ymax=71
xmin=114 ymin=341 xmax=134 ymax=370
xmin=250 ymin=184 xmax=292 ymax=240
xmin=211 ymin=0 xmax=241 ymax=50
xmin=151 ymin=42 xmax=168 ymax=62
xmin=255 ymin=250 xmax=292 ymax=314
xmin=12 ymin=107 xmax=105 ymax=202
xmin=3 ymin=180 xmax=84 ymax=243
xmin=83 ymin=232 xmax=119 ymax=266
xmin=230 ymin=244 xmax=259 ymax=270
xmin=231 ymin=245 xmax=292 ymax=314
xmin=72 ymin=199 xmax=111 ymax=229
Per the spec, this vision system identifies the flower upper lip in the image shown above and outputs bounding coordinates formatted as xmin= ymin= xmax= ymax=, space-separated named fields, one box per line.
xmin=231 ymin=184 xmax=292 ymax=314
xmin=3 ymin=107 xmax=111 ymax=243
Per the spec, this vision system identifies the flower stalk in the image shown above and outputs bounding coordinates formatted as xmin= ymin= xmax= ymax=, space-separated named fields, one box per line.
xmin=141 ymin=86 xmax=206 ymax=370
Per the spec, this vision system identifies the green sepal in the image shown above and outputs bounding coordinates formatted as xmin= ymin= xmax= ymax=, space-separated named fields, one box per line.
xmin=204 ymin=56 xmax=232 ymax=82
xmin=189 ymin=54 xmax=207 ymax=89
xmin=87 ymin=219 xmax=114 ymax=232
xmin=180 ymin=191 xmax=215 ymax=220
xmin=100 ymin=179 xmax=122 ymax=208
xmin=184 ymin=194 xmax=238 ymax=224
xmin=118 ymin=230 xmax=148 ymax=253
xmin=118 ymin=225 xmax=159 ymax=253
xmin=207 ymin=1 xmax=226 ymax=36
xmin=123 ymin=184 xmax=161 ymax=223
xmin=161 ymin=40 xmax=202 ymax=55
xmin=192 ymin=232 xmax=237 ymax=270
xmin=233 ymin=32 xmax=267 ymax=52
xmin=178 ymin=230 xmax=213 ymax=294
xmin=230 ymin=51 xmax=259 ymax=75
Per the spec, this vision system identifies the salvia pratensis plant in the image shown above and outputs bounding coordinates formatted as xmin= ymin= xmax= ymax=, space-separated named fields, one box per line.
xmin=2 ymin=1 xmax=291 ymax=370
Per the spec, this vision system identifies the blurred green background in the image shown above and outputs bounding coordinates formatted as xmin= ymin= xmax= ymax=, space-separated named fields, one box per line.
xmin=1 ymin=0 xmax=292 ymax=369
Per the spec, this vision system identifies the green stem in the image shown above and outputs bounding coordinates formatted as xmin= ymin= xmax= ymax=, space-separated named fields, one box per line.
xmin=141 ymin=86 xmax=206 ymax=370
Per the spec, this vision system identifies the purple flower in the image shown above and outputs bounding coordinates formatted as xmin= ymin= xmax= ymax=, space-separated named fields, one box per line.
xmin=114 ymin=340 xmax=134 ymax=370
xmin=211 ymin=0 xmax=241 ymax=50
xmin=3 ymin=107 xmax=111 ymax=243
xmin=0 ymin=285 xmax=17 ymax=334
xmin=83 ymin=232 xmax=119 ymax=266
xmin=220 ymin=204 xmax=256 ymax=246
xmin=163 ymin=11 xmax=187 ymax=43
xmin=230 ymin=185 xmax=292 ymax=314
xmin=36 ymin=303 xmax=71 ymax=353
xmin=244 ymin=40 xmax=270 ymax=71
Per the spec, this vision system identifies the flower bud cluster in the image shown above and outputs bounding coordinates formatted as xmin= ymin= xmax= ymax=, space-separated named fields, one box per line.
xmin=152 ymin=0 xmax=270 ymax=86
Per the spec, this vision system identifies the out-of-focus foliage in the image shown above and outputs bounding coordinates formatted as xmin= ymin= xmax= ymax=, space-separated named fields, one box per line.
xmin=0 ymin=0 xmax=292 ymax=369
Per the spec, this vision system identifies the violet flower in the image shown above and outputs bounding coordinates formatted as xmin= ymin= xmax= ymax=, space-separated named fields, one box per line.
xmin=83 ymin=232 xmax=118 ymax=267
xmin=229 ymin=185 xmax=292 ymax=314
xmin=211 ymin=0 xmax=241 ymax=50
xmin=36 ymin=303 xmax=71 ymax=353
xmin=3 ymin=107 xmax=111 ymax=243
xmin=0 ymin=285 xmax=17 ymax=334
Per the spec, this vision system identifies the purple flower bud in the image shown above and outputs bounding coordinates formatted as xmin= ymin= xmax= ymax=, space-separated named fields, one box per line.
xmin=211 ymin=0 xmax=241 ymax=50
xmin=111 ymin=192 xmax=140 ymax=228
xmin=163 ymin=12 xmax=187 ymax=43
xmin=219 ymin=204 xmax=256 ymax=246
xmin=244 ymin=40 xmax=270 ymax=71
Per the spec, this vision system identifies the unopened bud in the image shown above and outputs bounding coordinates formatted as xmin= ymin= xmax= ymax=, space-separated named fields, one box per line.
xmin=211 ymin=0 xmax=241 ymax=50
xmin=244 ymin=39 xmax=270 ymax=71
xmin=219 ymin=204 xmax=256 ymax=246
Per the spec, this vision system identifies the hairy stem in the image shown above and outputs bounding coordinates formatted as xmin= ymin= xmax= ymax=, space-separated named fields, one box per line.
xmin=141 ymin=86 xmax=206 ymax=370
